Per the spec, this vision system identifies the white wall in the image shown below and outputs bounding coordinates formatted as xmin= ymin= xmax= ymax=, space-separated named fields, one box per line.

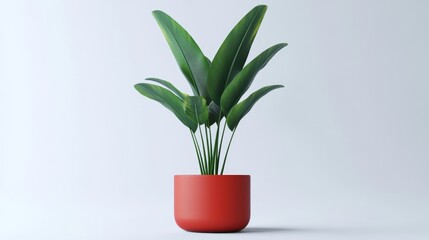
xmin=1 ymin=0 xmax=428 ymax=239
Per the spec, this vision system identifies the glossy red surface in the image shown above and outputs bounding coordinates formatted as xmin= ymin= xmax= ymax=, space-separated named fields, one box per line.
xmin=174 ymin=175 xmax=251 ymax=232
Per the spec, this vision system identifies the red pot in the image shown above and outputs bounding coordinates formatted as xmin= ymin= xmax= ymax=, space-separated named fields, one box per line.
xmin=174 ymin=175 xmax=251 ymax=232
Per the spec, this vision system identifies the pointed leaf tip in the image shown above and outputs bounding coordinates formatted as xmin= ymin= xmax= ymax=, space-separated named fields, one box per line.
xmin=208 ymin=4 xmax=268 ymax=105
xmin=152 ymin=9 xmax=211 ymax=101
xmin=220 ymin=43 xmax=288 ymax=115
xmin=145 ymin=77 xmax=187 ymax=100
xmin=134 ymin=83 xmax=197 ymax=131
xmin=226 ymin=85 xmax=284 ymax=130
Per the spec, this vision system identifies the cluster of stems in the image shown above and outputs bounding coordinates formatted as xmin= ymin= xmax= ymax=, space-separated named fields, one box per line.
xmin=189 ymin=115 xmax=237 ymax=175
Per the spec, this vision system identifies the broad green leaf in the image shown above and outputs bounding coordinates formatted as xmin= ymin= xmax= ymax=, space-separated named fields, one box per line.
xmin=226 ymin=85 xmax=284 ymax=130
xmin=152 ymin=10 xmax=211 ymax=101
xmin=134 ymin=83 xmax=197 ymax=131
xmin=145 ymin=77 xmax=187 ymax=100
xmin=207 ymin=5 xmax=267 ymax=105
xmin=208 ymin=102 xmax=223 ymax=126
xmin=220 ymin=43 xmax=287 ymax=115
xmin=184 ymin=96 xmax=209 ymax=125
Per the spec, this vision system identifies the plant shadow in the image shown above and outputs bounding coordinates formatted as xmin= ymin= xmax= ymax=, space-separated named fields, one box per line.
xmin=239 ymin=226 xmax=422 ymax=235
xmin=240 ymin=227 xmax=317 ymax=234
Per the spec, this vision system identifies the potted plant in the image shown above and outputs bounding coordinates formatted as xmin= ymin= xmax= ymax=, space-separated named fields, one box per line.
xmin=135 ymin=5 xmax=287 ymax=232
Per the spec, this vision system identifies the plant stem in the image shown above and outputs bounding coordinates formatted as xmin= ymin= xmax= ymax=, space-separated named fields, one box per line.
xmin=190 ymin=130 xmax=205 ymax=174
xmin=192 ymin=103 xmax=210 ymax=175
xmin=204 ymin=125 xmax=212 ymax=174
xmin=197 ymin=124 xmax=209 ymax=174
xmin=208 ymin=126 xmax=214 ymax=174
xmin=216 ymin=121 xmax=227 ymax=173
xmin=193 ymin=104 xmax=209 ymax=175
xmin=213 ymin=120 xmax=221 ymax=174
xmin=209 ymin=111 xmax=223 ymax=175
xmin=220 ymin=127 xmax=237 ymax=175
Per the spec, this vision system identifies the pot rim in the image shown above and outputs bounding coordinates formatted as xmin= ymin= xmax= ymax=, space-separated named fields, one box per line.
xmin=175 ymin=174 xmax=250 ymax=177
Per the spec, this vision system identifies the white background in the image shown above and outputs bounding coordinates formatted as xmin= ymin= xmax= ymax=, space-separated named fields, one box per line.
xmin=1 ymin=0 xmax=428 ymax=239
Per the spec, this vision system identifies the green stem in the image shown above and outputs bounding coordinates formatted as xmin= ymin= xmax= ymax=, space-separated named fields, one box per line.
xmin=193 ymin=103 xmax=209 ymax=175
xmin=198 ymin=124 xmax=208 ymax=174
xmin=211 ymin=110 xmax=223 ymax=175
xmin=204 ymin=125 xmax=212 ymax=174
xmin=190 ymin=130 xmax=205 ymax=174
xmin=216 ymin=121 xmax=227 ymax=173
xmin=213 ymin=120 xmax=221 ymax=174
xmin=208 ymin=126 xmax=214 ymax=174
xmin=220 ymin=127 xmax=237 ymax=175
xmin=193 ymin=114 xmax=207 ymax=175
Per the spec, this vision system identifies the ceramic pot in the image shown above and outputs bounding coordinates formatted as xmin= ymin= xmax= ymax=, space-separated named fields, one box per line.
xmin=174 ymin=175 xmax=250 ymax=232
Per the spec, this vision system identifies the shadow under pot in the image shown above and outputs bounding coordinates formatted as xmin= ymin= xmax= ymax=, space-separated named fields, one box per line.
xmin=174 ymin=175 xmax=251 ymax=233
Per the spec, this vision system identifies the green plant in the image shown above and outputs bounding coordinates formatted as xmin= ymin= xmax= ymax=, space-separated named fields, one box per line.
xmin=135 ymin=5 xmax=287 ymax=175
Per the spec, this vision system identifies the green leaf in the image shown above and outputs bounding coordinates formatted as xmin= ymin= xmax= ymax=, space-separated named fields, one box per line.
xmin=226 ymin=85 xmax=284 ymax=130
xmin=152 ymin=10 xmax=211 ymax=101
xmin=205 ymin=56 xmax=212 ymax=66
xmin=207 ymin=5 xmax=267 ymax=105
xmin=145 ymin=77 xmax=187 ymax=100
xmin=220 ymin=43 xmax=287 ymax=115
xmin=208 ymin=102 xmax=223 ymax=126
xmin=183 ymin=96 xmax=209 ymax=125
xmin=134 ymin=83 xmax=197 ymax=131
